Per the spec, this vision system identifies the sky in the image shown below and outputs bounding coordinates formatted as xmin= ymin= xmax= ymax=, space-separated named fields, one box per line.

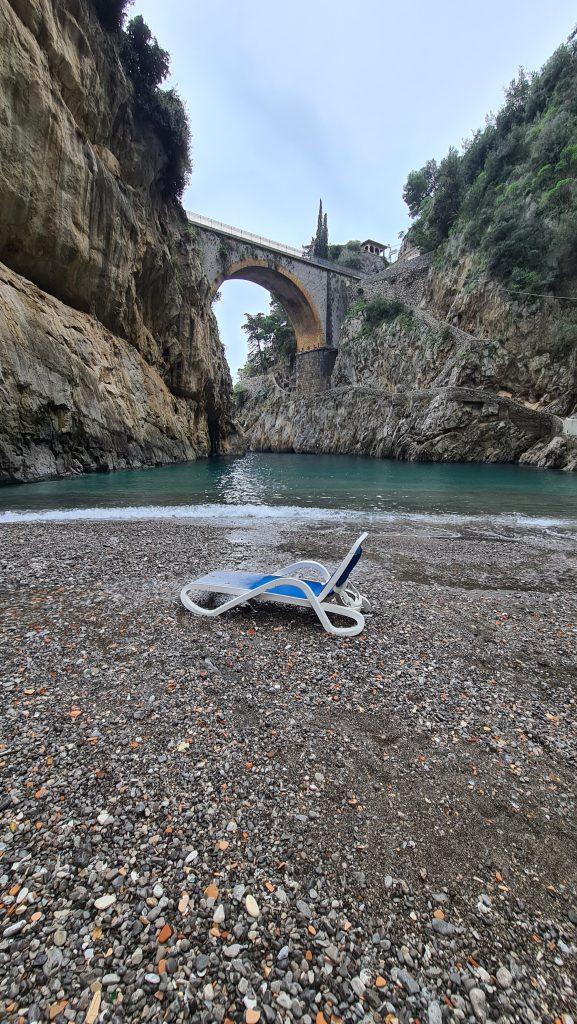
xmin=134 ymin=0 xmax=576 ymax=378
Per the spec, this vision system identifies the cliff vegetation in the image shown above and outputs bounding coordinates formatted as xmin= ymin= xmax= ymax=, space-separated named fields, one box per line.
xmin=403 ymin=34 xmax=577 ymax=299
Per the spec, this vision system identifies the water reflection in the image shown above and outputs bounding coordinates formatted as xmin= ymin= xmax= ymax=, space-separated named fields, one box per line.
xmin=215 ymin=454 xmax=270 ymax=505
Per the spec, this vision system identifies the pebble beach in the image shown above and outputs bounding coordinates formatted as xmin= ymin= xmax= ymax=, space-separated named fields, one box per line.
xmin=0 ymin=515 xmax=576 ymax=1023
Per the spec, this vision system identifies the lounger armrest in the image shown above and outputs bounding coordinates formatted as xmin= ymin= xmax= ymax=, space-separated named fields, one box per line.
xmin=273 ymin=560 xmax=332 ymax=581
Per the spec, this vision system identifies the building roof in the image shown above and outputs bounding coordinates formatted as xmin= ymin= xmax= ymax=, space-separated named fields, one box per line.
xmin=361 ymin=239 xmax=387 ymax=249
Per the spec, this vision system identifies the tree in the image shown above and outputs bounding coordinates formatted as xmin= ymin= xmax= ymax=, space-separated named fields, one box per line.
xmin=402 ymin=159 xmax=438 ymax=217
xmin=241 ymin=299 xmax=296 ymax=377
xmin=91 ymin=0 xmax=133 ymax=31
xmin=312 ymin=200 xmax=329 ymax=259
xmin=427 ymin=147 xmax=463 ymax=240
xmin=119 ymin=15 xmax=191 ymax=199
xmin=122 ymin=15 xmax=170 ymax=93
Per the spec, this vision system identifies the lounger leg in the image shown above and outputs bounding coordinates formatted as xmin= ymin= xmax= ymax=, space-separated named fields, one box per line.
xmin=180 ymin=585 xmax=252 ymax=618
xmin=312 ymin=599 xmax=365 ymax=637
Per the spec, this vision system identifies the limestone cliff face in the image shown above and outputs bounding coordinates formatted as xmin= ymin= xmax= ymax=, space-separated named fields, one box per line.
xmin=0 ymin=263 xmax=222 ymax=479
xmin=413 ymin=235 xmax=577 ymax=417
xmin=243 ymin=383 xmax=569 ymax=466
xmin=0 ymin=0 xmax=233 ymax=481
xmin=239 ymin=262 xmax=577 ymax=471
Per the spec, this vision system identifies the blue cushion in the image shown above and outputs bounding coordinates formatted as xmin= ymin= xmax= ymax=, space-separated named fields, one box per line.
xmin=248 ymin=575 xmax=325 ymax=599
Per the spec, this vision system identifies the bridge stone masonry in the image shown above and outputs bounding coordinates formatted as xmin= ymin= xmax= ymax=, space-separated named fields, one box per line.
xmin=187 ymin=212 xmax=365 ymax=393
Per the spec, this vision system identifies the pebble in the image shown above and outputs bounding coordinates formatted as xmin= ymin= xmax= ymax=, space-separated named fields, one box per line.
xmin=94 ymin=894 xmax=116 ymax=911
xmin=470 ymin=987 xmax=488 ymax=1022
xmin=397 ymin=969 xmax=420 ymax=995
xmin=213 ymin=903 xmax=225 ymax=924
xmin=431 ymin=919 xmax=455 ymax=936
xmin=224 ymin=943 xmax=242 ymax=958
xmin=3 ymin=921 xmax=26 ymax=937
xmin=245 ymin=894 xmax=260 ymax=918
xmin=428 ymin=1001 xmax=443 ymax=1024
xmin=102 ymin=973 xmax=121 ymax=986
xmin=496 ymin=966 xmax=513 ymax=989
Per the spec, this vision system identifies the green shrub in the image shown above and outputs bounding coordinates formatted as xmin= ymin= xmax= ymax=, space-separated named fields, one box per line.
xmin=361 ymin=297 xmax=406 ymax=333
xmin=345 ymin=299 xmax=367 ymax=320
xmin=542 ymin=177 xmax=577 ymax=209
xmin=340 ymin=254 xmax=363 ymax=270
xmin=122 ymin=15 xmax=170 ymax=92
xmin=148 ymin=89 xmax=191 ymax=199
xmin=118 ymin=15 xmax=191 ymax=200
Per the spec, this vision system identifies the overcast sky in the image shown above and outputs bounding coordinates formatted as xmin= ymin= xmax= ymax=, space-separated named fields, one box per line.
xmin=134 ymin=0 xmax=576 ymax=378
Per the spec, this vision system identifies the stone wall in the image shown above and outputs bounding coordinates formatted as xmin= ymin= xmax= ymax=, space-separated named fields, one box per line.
xmin=295 ymin=348 xmax=337 ymax=394
xmin=355 ymin=254 xmax=433 ymax=309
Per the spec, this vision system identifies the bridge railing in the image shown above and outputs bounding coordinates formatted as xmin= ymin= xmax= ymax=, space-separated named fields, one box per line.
xmin=186 ymin=210 xmax=364 ymax=279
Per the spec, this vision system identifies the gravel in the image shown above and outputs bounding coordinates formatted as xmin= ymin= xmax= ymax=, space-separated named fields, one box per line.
xmin=0 ymin=514 xmax=576 ymax=1022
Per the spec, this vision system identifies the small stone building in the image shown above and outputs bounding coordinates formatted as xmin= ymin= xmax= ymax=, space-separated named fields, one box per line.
xmin=361 ymin=239 xmax=387 ymax=256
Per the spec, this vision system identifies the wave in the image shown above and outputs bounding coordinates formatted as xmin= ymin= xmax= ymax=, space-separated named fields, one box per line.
xmin=0 ymin=502 xmax=576 ymax=530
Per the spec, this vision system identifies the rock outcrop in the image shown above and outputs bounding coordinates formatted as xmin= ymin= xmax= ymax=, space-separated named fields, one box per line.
xmin=239 ymin=257 xmax=576 ymax=470
xmin=0 ymin=263 xmax=226 ymax=480
xmin=0 ymin=0 xmax=234 ymax=481
xmin=244 ymin=384 xmax=560 ymax=465
xmin=424 ymin=243 xmax=577 ymax=417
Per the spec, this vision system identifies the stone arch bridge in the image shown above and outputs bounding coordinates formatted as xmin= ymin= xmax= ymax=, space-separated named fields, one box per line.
xmin=187 ymin=212 xmax=364 ymax=390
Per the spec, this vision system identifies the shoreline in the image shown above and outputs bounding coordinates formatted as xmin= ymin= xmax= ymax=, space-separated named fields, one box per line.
xmin=0 ymin=516 xmax=576 ymax=1020
xmin=1 ymin=503 xmax=577 ymax=532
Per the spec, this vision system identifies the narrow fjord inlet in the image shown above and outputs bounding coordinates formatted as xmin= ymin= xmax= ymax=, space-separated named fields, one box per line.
xmin=2 ymin=454 xmax=577 ymax=523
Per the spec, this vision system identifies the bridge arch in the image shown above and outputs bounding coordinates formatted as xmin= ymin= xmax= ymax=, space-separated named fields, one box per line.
xmin=211 ymin=259 xmax=325 ymax=353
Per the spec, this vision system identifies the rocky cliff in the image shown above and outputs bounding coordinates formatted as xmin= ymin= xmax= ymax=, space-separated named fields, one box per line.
xmin=243 ymin=383 xmax=569 ymax=466
xmin=424 ymin=243 xmax=577 ymax=417
xmin=0 ymin=0 xmax=233 ymax=481
xmin=238 ymin=259 xmax=577 ymax=471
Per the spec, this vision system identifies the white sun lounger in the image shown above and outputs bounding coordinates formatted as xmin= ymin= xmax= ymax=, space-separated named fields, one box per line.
xmin=180 ymin=532 xmax=370 ymax=637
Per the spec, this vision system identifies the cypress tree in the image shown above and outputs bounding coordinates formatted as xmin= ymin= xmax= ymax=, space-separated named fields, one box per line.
xmin=312 ymin=200 xmax=329 ymax=259
xmin=313 ymin=199 xmax=324 ymax=257
xmin=322 ymin=211 xmax=329 ymax=258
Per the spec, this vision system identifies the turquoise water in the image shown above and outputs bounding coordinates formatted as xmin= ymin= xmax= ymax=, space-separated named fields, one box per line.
xmin=0 ymin=454 xmax=576 ymax=523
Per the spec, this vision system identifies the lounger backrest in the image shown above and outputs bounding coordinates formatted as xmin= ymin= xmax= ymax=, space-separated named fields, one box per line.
xmin=318 ymin=532 xmax=368 ymax=600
